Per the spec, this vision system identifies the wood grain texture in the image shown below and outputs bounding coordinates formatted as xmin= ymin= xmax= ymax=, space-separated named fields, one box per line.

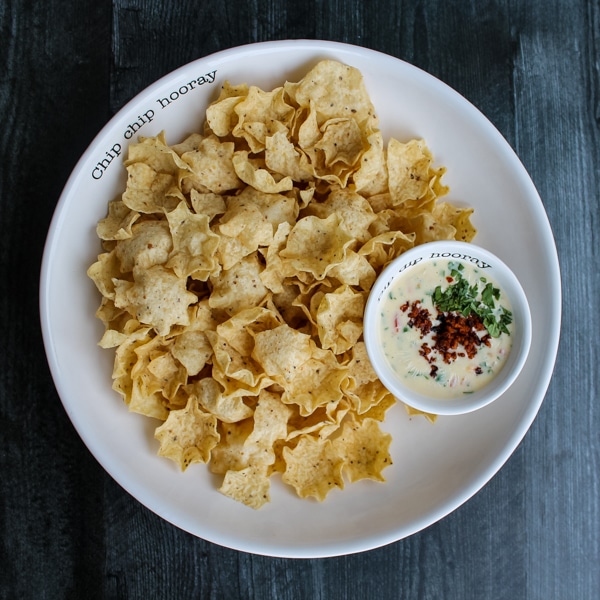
xmin=1 ymin=0 xmax=598 ymax=598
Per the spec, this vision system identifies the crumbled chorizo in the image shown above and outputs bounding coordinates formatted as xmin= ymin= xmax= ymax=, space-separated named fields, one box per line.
xmin=403 ymin=300 xmax=432 ymax=336
xmin=404 ymin=300 xmax=490 ymax=373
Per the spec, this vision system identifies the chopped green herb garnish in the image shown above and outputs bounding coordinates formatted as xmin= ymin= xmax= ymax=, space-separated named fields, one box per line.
xmin=431 ymin=268 xmax=512 ymax=337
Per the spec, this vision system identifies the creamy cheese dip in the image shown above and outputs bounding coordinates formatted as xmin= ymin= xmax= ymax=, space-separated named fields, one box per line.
xmin=378 ymin=259 xmax=513 ymax=399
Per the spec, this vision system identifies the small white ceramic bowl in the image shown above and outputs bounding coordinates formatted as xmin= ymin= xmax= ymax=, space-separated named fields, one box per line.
xmin=364 ymin=241 xmax=532 ymax=415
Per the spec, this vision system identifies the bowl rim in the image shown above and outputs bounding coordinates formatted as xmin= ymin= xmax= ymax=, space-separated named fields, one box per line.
xmin=363 ymin=240 xmax=533 ymax=416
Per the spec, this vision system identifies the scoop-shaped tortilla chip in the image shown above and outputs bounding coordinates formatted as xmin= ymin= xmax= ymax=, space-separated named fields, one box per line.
xmin=280 ymin=214 xmax=355 ymax=280
xmin=282 ymin=436 xmax=345 ymax=501
xmin=316 ymin=285 xmax=365 ymax=355
xmin=166 ymin=201 xmax=220 ymax=280
xmin=334 ymin=417 xmax=393 ymax=483
xmin=154 ymin=396 xmax=220 ymax=470
xmin=113 ymin=265 xmax=197 ymax=336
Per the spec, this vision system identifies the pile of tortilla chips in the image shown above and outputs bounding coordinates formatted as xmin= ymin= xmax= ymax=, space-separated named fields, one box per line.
xmin=88 ymin=60 xmax=476 ymax=508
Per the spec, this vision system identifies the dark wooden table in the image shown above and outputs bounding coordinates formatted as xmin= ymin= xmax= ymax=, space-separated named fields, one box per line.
xmin=2 ymin=1 xmax=598 ymax=598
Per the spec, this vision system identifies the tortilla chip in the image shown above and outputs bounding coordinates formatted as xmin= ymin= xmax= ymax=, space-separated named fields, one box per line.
xmin=282 ymin=436 xmax=345 ymax=501
xmin=154 ymin=396 xmax=220 ymax=470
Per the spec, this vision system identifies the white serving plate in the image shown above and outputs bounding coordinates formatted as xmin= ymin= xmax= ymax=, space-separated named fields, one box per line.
xmin=40 ymin=40 xmax=561 ymax=558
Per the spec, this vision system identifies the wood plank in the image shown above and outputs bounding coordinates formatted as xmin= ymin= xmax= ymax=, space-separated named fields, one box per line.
xmin=513 ymin=2 xmax=600 ymax=598
xmin=0 ymin=0 xmax=112 ymax=597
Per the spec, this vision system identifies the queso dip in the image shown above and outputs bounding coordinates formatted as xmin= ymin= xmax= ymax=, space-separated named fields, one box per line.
xmin=378 ymin=259 xmax=513 ymax=399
